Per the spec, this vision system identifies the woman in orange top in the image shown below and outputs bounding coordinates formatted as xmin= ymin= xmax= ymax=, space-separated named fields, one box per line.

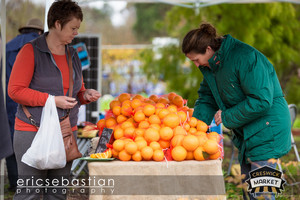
xmin=8 ymin=1 xmax=100 ymax=199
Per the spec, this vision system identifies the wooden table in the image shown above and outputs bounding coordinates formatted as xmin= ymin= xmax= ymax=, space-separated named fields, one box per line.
xmin=87 ymin=159 xmax=226 ymax=200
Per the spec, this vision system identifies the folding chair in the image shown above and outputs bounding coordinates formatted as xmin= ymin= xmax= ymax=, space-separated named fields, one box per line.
xmin=288 ymin=104 xmax=300 ymax=162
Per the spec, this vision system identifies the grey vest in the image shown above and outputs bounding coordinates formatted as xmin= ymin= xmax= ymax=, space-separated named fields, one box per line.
xmin=16 ymin=32 xmax=83 ymax=128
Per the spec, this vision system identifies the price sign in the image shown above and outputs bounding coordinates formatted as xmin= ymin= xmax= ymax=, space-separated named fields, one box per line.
xmin=95 ymin=128 xmax=113 ymax=153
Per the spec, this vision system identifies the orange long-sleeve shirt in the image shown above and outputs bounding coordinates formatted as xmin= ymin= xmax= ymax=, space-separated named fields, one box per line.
xmin=8 ymin=43 xmax=89 ymax=131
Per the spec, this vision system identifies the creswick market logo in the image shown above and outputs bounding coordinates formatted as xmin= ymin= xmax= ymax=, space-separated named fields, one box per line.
xmin=246 ymin=165 xmax=286 ymax=196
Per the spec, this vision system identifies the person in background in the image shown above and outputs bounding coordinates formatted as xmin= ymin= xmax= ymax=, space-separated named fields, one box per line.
xmin=8 ymin=0 xmax=100 ymax=199
xmin=4 ymin=18 xmax=44 ymax=192
xmin=182 ymin=22 xmax=291 ymax=200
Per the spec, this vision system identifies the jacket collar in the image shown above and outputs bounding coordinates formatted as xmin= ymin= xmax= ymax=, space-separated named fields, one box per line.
xmin=33 ymin=32 xmax=76 ymax=57
xmin=199 ymin=34 xmax=234 ymax=72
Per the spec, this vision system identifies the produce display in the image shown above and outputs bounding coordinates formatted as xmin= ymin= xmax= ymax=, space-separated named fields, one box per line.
xmin=94 ymin=92 xmax=222 ymax=162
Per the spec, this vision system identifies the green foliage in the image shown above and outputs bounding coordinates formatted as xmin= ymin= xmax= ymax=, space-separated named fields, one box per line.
xmin=132 ymin=3 xmax=172 ymax=42
xmin=139 ymin=3 xmax=300 ymax=108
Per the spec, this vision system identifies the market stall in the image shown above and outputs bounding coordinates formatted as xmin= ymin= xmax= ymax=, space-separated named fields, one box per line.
xmin=88 ymin=160 xmax=226 ymax=200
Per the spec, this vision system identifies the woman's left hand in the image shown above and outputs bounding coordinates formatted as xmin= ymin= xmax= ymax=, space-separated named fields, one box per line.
xmin=214 ymin=110 xmax=222 ymax=126
xmin=83 ymin=89 xmax=101 ymax=102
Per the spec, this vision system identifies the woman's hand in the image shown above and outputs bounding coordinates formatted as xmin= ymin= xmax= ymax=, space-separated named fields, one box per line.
xmin=83 ymin=89 xmax=101 ymax=102
xmin=214 ymin=110 xmax=222 ymax=126
xmin=55 ymin=96 xmax=78 ymax=109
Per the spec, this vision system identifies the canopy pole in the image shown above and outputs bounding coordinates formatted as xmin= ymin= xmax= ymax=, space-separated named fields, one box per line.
xmin=1 ymin=0 xmax=6 ymax=198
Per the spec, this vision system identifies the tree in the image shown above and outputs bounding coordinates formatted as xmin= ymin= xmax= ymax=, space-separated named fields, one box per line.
xmin=132 ymin=3 xmax=172 ymax=42
xmin=139 ymin=3 xmax=300 ymax=108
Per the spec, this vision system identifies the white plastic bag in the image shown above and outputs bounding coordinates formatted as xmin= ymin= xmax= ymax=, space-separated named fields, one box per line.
xmin=22 ymin=95 xmax=66 ymax=170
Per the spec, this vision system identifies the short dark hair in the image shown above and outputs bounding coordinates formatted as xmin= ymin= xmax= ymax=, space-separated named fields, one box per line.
xmin=182 ymin=23 xmax=222 ymax=54
xmin=47 ymin=0 xmax=83 ymax=30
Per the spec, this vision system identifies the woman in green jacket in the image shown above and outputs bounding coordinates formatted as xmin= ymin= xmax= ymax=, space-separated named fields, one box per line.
xmin=182 ymin=23 xmax=291 ymax=200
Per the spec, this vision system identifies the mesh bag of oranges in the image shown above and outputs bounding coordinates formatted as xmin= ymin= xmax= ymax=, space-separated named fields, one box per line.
xmin=96 ymin=92 xmax=223 ymax=162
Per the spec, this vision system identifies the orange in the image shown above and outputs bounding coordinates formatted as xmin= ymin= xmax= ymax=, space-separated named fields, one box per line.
xmin=136 ymin=139 xmax=147 ymax=150
xmin=134 ymin=106 xmax=144 ymax=113
xmin=105 ymin=117 xmax=117 ymax=128
xmin=149 ymin=94 xmax=159 ymax=103
xmin=149 ymin=124 xmax=161 ymax=131
xmin=126 ymin=117 xmax=135 ymax=125
xmin=118 ymin=150 xmax=131 ymax=161
xmin=203 ymin=139 xmax=219 ymax=154
xmin=144 ymin=128 xmax=160 ymax=142
xmin=117 ymin=115 xmax=127 ymax=124
xmin=187 ymin=108 xmax=194 ymax=118
xmin=118 ymin=93 xmax=131 ymax=103
xmin=177 ymin=111 xmax=187 ymax=123
xmin=149 ymin=115 xmax=161 ymax=124
xmin=131 ymin=99 xmax=142 ymax=109
xmin=112 ymin=149 xmax=119 ymax=158
xmin=132 ymin=94 xmax=144 ymax=101
xmin=96 ymin=119 xmax=106 ymax=130
xmin=167 ymin=92 xmax=177 ymax=101
xmin=155 ymin=108 xmax=162 ymax=115
xmin=156 ymin=103 xmax=166 ymax=109
xmin=194 ymin=147 xmax=208 ymax=161
xmin=158 ymin=139 xmax=170 ymax=149
xmin=207 ymin=132 xmax=221 ymax=143
xmin=196 ymin=120 xmax=208 ymax=132
xmin=109 ymin=100 xmax=121 ymax=110
xmin=121 ymin=105 xmax=133 ymax=117
xmin=171 ymin=146 xmax=187 ymax=161
xmin=124 ymin=127 xmax=135 ymax=137
xmin=113 ymin=127 xmax=124 ymax=139
xmin=186 ymin=151 xmax=194 ymax=160
xmin=194 ymin=131 xmax=207 ymax=137
xmin=167 ymin=105 xmax=177 ymax=113
xmin=209 ymin=150 xmax=221 ymax=160
xmin=159 ymin=127 xmax=174 ymax=140
xmin=121 ymin=121 xmax=134 ymax=129
xmin=149 ymin=141 xmax=161 ymax=151
xmin=133 ymin=111 xmax=145 ymax=123
xmin=113 ymin=139 xmax=125 ymax=152
xmin=153 ymin=150 xmax=165 ymax=161
xmin=134 ymin=136 xmax=144 ymax=142
xmin=144 ymin=99 xmax=156 ymax=105
xmin=132 ymin=151 xmax=142 ymax=161
xmin=122 ymin=99 xmax=131 ymax=107
xmin=141 ymin=146 xmax=153 ymax=160
xmin=112 ymin=106 xmax=121 ymax=116
xmin=125 ymin=141 xmax=138 ymax=155
xmin=171 ymin=135 xmax=184 ymax=147
xmin=188 ymin=127 xmax=197 ymax=135
xmin=163 ymin=113 xmax=180 ymax=128
xmin=158 ymin=109 xmax=170 ymax=119
xmin=182 ymin=135 xmax=199 ymax=151
xmin=138 ymin=120 xmax=150 ymax=129
xmin=172 ymin=95 xmax=184 ymax=108
xmin=157 ymin=97 xmax=169 ymax=105
xmin=134 ymin=128 xmax=145 ymax=137
xmin=197 ymin=135 xmax=209 ymax=147
xmin=173 ymin=126 xmax=187 ymax=136
xmin=183 ymin=123 xmax=190 ymax=131
xmin=143 ymin=104 xmax=156 ymax=116
xmin=188 ymin=117 xmax=198 ymax=127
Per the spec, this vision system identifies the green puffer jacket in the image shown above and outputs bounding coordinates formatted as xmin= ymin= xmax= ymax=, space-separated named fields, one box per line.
xmin=193 ymin=34 xmax=291 ymax=164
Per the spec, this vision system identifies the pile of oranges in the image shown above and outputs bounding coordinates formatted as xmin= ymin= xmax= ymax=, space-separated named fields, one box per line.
xmin=96 ymin=92 xmax=222 ymax=162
